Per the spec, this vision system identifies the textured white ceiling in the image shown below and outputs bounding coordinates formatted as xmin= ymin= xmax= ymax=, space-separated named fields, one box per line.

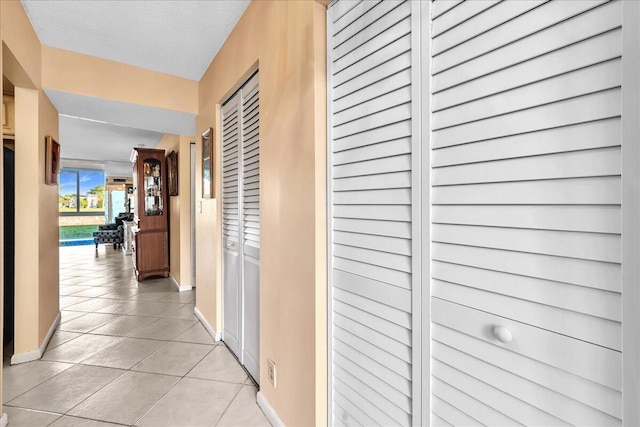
xmin=45 ymin=89 xmax=196 ymax=136
xmin=58 ymin=115 xmax=163 ymax=177
xmin=21 ymin=0 xmax=251 ymax=80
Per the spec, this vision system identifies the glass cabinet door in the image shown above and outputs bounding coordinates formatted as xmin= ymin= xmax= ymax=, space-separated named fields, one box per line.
xmin=143 ymin=158 xmax=163 ymax=216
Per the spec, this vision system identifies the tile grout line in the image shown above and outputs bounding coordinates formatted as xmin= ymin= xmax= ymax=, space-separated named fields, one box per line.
xmin=130 ymin=343 xmax=219 ymax=426
xmin=2 ymin=361 xmax=74 ymax=408
xmin=210 ymin=341 xmax=261 ymax=426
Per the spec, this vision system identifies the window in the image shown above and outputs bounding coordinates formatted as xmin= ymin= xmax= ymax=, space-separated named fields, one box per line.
xmin=58 ymin=168 xmax=105 ymax=215
xmin=59 ymin=170 xmax=78 ymax=212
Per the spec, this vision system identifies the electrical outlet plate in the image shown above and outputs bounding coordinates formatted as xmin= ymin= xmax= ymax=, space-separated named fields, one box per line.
xmin=268 ymin=358 xmax=276 ymax=388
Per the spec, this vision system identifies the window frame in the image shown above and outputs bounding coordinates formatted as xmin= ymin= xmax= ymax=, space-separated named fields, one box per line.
xmin=58 ymin=167 xmax=106 ymax=216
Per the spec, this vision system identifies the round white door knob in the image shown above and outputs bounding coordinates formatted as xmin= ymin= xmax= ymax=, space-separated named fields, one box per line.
xmin=493 ymin=326 xmax=513 ymax=344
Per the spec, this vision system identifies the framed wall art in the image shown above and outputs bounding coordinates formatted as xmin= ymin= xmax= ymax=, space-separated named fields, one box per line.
xmin=202 ymin=127 xmax=214 ymax=198
xmin=45 ymin=135 xmax=60 ymax=185
xmin=167 ymin=150 xmax=178 ymax=196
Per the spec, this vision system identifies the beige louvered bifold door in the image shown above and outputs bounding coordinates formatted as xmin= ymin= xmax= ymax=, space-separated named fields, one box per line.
xmin=429 ymin=1 xmax=623 ymax=425
xmin=327 ymin=1 xmax=420 ymax=426
xmin=222 ymin=92 xmax=242 ymax=359
xmin=240 ymin=72 xmax=260 ymax=384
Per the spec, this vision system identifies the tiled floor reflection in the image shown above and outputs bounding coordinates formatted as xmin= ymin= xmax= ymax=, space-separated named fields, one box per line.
xmin=4 ymin=245 xmax=269 ymax=427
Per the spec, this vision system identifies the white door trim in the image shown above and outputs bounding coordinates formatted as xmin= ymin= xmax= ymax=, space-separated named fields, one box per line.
xmin=410 ymin=0 xmax=425 ymax=425
xmin=419 ymin=0 xmax=431 ymax=424
xmin=621 ymin=2 xmax=640 ymax=424
xmin=325 ymin=2 xmax=334 ymax=425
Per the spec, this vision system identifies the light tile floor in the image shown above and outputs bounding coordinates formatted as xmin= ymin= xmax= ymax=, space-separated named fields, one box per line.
xmin=3 ymin=245 xmax=270 ymax=427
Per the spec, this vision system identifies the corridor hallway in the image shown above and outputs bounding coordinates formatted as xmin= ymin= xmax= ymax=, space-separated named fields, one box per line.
xmin=2 ymin=246 xmax=269 ymax=427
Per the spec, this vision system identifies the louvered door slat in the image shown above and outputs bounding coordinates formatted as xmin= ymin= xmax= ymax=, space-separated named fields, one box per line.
xmin=335 ymin=16 xmax=411 ymax=76
xmin=431 ymin=0 xmax=499 ymax=38
xmin=432 ymin=359 xmax=568 ymax=427
xmin=432 ymin=323 xmax=622 ymax=419
xmin=334 ymin=1 xmax=408 ymax=62
xmin=434 ymin=30 xmax=622 ymax=112
xmin=432 ymin=377 xmax=519 ymax=427
xmin=333 ymin=33 xmax=410 ymax=88
xmin=243 ymin=129 xmax=259 ymax=144
xmin=433 ymin=1 xmax=621 ymax=92
xmin=334 ymin=287 xmax=410 ymax=329
xmin=335 ymin=394 xmax=377 ymax=427
xmin=432 ymin=395 xmax=484 ymax=427
xmin=432 ymin=260 xmax=620 ymax=322
xmin=432 ymin=1 xmax=544 ymax=56
xmin=333 ymin=217 xmax=411 ymax=239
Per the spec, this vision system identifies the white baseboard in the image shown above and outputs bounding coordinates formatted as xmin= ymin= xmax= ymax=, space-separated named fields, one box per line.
xmin=10 ymin=348 xmax=41 ymax=365
xmin=194 ymin=306 xmax=221 ymax=341
xmin=1 ymin=412 xmax=7 ymax=427
xmin=11 ymin=311 xmax=61 ymax=365
xmin=257 ymin=391 xmax=284 ymax=427
xmin=169 ymin=274 xmax=193 ymax=292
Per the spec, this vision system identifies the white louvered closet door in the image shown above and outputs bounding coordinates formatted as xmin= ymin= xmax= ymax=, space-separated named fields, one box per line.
xmin=222 ymin=72 xmax=260 ymax=384
xmin=222 ymin=93 xmax=242 ymax=359
xmin=429 ymin=1 xmax=623 ymax=426
xmin=240 ymin=72 xmax=260 ymax=384
xmin=328 ymin=1 xmax=419 ymax=426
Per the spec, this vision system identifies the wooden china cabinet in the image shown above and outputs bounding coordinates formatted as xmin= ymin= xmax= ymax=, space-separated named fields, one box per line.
xmin=130 ymin=147 xmax=169 ymax=280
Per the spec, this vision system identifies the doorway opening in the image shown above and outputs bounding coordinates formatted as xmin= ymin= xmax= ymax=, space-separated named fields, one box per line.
xmin=3 ymin=74 xmax=16 ymax=361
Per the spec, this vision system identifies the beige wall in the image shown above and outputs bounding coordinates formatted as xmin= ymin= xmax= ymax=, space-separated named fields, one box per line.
xmin=177 ymin=136 xmax=192 ymax=287
xmin=0 ymin=2 xmax=40 ymax=89
xmin=194 ymin=125 xmax=218 ymax=326
xmin=155 ymin=134 xmax=194 ymax=287
xmin=13 ymin=87 xmax=40 ymax=353
xmin=42 ymin=46 xmax=198 ymax=114
xmin=312 ymin=2 xmax=328 ymax=421
xmin=38 ymin=90 xmax=60 ymax=342
xmin=196 ymin=1 xmax=327 ymax=425
xmin=2 ymin=0 xmax=60 ymax=357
